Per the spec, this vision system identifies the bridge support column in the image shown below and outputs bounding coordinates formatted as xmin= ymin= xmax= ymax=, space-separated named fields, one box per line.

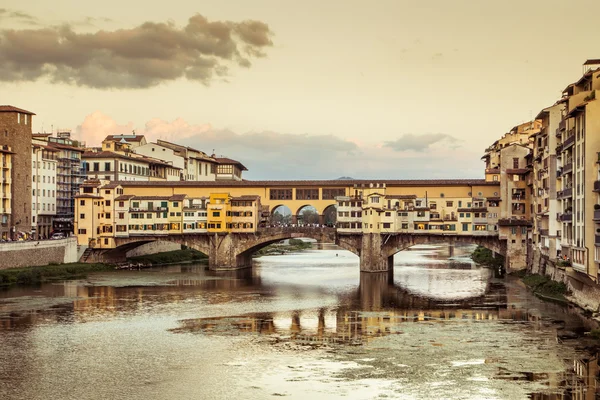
xmin=504 ymin=239 xmax=527 ymax=272
xmin=360 ymin=233 xmax=392 ymax=272
xmin=208 ymin=233 xmax=250 ymax=271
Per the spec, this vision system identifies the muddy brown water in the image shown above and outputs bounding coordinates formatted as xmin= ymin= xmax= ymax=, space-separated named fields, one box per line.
xmin=0 ymin=244 xmax=598 ymax=399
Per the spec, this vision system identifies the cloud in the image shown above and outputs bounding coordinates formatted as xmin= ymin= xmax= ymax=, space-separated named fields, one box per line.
xmin=0 ymin=8 xmax=39 ymax=25
xmin=74 ymin=113 xmax=481 ymax=180
xmin=75 ymin=111 xmax=135 ymax=145
xmin=0 ymin=13 xmax=273 ymax=88
xmin=384 ymin=133 xmax=460 ymax=152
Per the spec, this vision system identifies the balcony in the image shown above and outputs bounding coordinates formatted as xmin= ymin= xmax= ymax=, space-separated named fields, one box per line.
xmin=594 ymin=209 xmax=600 ymax=221
xmin=559 ymin=119 xmax=566 ymax=131
xmin=559 ymin=213 xmax=573 ymax=222
xmin=596 ymin=235 xmax=600 ymax=246
xmin=557 ymin=188 xmax=573 ymax=198
xmin=539 ymin=229 xmax=549 ymax=236
xmin=563 ymin=162 xmax=573 ymax=174
xmin=563 ymin=134 xmax=575 ymax=150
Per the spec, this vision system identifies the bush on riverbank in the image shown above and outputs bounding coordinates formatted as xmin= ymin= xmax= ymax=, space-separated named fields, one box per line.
xmin=254 ymin=239 xmax=313 ymax=257
xmin=0 ymin=263 xmax=113 ymax=287
xmin=127 ymin=249 xmax=207 ymax=265
xmin=521 ymin=273 xmax=568 ymax=302
xmin=471 ymin=246 xmax=504 ymax=268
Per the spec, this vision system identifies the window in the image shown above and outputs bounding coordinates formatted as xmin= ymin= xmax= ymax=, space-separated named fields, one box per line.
xmin=119 ymin=201 xmax=125 ymax=207
xmin=295 ymin=188 xmax=319 ymax=200
xmin=105 ymin=200 xmax=111 ymax=206
xmin=78 ymin=229 xmax=87 ymax=234
xmin=80 ymin=200 xmax=85 ymax=206
xmin=446 ymin=201 xmax=453 ymax=207
xmin=172 ymin=202 xmax=179 ymax=207
xmin=93 ymin=162 xmax=99 ymax=171
xmin=118 ymin=212 xmax=125 ymax=219
xmin=513 ymin=158 xmax=519 ymax=168
xmin=322 ymin=188 xmax=345 ymax=199
xmin=521 ymin=227 xmax=527 ymax=235
xmin=80 ymin=213 xmax=85 ymax=219
xmin=213 ymin=211 xmax=220 ymax=217
xmin=270 ymin=189 xmax=292 ymax=200
xmin=382 ymin=223 xmax=391 ymax=229
xmin=371 ymin=196 xmax=380 ymax=203
xmin=462 ymin=223 xmax=469 ymax=231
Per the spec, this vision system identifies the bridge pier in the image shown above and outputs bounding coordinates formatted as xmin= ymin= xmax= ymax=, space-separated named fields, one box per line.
xmin=360 ymin=233 xmax=394 ymax=273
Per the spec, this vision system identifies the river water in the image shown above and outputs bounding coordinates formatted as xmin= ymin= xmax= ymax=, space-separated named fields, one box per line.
xmin=0 ymin=244 xmax=599 ymax=399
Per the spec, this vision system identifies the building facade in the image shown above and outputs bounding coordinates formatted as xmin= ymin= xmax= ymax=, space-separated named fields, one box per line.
xmin=0 ymin=106 xmax=34 ymax=240
xmin=32 ymin=142 xmax=58 ymax=238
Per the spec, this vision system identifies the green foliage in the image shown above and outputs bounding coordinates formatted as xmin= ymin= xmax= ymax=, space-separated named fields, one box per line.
xmin=127 ymin=249 xmax=207 ymax=265
xmin=0 ymin=263 xmax=112 ymax=287
xmin=521 ymin=273 xmax=568 ymax=301
xmin=471 ymin=246 xmax=504 ymax=268
xmin=255 ymin=239 xmax=313 ymax=256
xmin=557 ymin=260 xmax=571 ymax=267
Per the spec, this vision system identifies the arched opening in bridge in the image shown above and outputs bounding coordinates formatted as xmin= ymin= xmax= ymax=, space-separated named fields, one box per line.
xmin=297 ymin=205 xmax=319 ymax=226
xmin=322 ymin=204 xmax=337 ymax=227
xmin=97 ymin=240 xmax=209 ymax=264
xmin=270 ymin=205 xmax=292 ymax=226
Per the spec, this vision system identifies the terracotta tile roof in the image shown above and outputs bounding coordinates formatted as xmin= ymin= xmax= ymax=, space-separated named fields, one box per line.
xmin=169 ymin=194 xmax=187 ymax=201
xmin=213 ymin=157 xmax=248 ymax=171
xmin=498 ymin=218 xmax=532 ymax=227
xmin=104 ymin=134 xmax=145 ymax=142
xmin=231 ymin=195 xmax=260 ymax=200
xmin=386 ymin=195 xmax=417 ymax=199
xmin=101 ymin=182 xmax=121 ymax=189
xmin=47 ymin=142 xmax=85 ymax=152
xmin=74 ymin=194 xmax=102 ymax=199
xmin=115 ymin=195 xmax=136 ymax=201
xmin=0 ymin=105 xmax=35 ymax=115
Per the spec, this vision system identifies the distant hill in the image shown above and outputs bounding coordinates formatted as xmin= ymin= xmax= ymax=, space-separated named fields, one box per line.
xmin=335 ymin=176 xmax=354 ymax=180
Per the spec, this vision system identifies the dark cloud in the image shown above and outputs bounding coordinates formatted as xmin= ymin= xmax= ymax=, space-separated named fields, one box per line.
xmin=384 ymin=133 xmax=460 ymax=152
xmin=0 ymin=14 xmax=273 ymax=88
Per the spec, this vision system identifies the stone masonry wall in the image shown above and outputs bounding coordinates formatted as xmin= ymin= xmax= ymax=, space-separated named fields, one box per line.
xmin=530 ymin=247 xmax=600 ymax=312
xmin=126 ymin=241 xmax=181 ymax=258
xmin=0 ymin=111 xmax=33 ymax=238
xmin=0 ymin=238 xmax=78 ymax=269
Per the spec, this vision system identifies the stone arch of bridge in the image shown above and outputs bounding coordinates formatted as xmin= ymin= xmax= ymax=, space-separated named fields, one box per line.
xmin=381 ymin=234 xmax=505 ymax=260
xmin=110 ymin=237 xmax=211 ymax=259
xmin=234 ymin=230 xmax=359 ymax=266
xmin=322 ymin=204 xmax=337 ymax=225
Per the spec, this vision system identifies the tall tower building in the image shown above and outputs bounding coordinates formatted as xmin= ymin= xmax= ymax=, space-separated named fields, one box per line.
xmin=0 ymin=105 xmax=34 ymax=239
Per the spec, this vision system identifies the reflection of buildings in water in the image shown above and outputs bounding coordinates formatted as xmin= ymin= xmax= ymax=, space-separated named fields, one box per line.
xmin=357 ymin=271 xmax=508 ymax=312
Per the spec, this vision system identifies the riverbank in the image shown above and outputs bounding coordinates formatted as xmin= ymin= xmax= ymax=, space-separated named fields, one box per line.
xmin=127 ymin=248 xmax=207 ymax=265
xmin=0 ymin=263 xmax=113 ymax=287
xmin=254 ymin=239 xmax=313 ymax=257
xmin=512 ymin=270 xmax=569 ymax=303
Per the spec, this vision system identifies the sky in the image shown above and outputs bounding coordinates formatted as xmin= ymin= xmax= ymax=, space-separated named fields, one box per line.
xmin=2 ymin=0 xmax=600 ymax=180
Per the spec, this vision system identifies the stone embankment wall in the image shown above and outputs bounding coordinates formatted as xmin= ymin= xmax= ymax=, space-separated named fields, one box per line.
xmin=529 ymin=248 xmax=600 ymax=312
xmin=0 ymin=237 xmax=78 ymax=270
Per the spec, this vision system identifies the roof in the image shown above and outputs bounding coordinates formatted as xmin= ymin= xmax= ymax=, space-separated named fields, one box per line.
xmin=169 ymin=194 xmax=187 ymax=201
xmin=113 ymin=179 xmax=499 ymax=188
xmin=231 ymin=195 xmax=260 ymax=201
xmin=366 ymin=192 xmax=385 ymax=197
xmin=74 ymin=194 xmax=102 ymax=199
xmin=584 ymin=59 xmax=600 ymax=66
xmin=498 ymin=218 xmax=532 ymax=227
xmin=104 ymin=134 xmax=145 ymax=142
xmin=0 ymin=105 xmax=35 ymax=115
xmin=0 ymin=145 xmax=14 ymax=154
xmin=213 ymin=157 xmax=248 ymax=171
xmin=115 ymin=195 xmax=136 ymax=201
xmin=385 ymin=195 xmax=417 ymax=200
xmin=47 ymin=142 xmax=85 ymax=152
xmin=565 ymin=104 xmax=587 ymax=118
xmin=101 ymin=182 xmax=121 ymax=189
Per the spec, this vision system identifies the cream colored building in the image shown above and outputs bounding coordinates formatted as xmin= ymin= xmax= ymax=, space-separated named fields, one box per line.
xmin=31 ymin=141 xmax=58 ymax=238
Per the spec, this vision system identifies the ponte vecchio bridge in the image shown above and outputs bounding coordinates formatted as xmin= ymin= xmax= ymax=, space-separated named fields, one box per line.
xmin=80 ymin=178 xmax=527 ymax=272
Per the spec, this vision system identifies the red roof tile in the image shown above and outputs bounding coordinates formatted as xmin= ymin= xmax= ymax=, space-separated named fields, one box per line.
xmin=0 ymin=105 xmax=36 ymax=115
